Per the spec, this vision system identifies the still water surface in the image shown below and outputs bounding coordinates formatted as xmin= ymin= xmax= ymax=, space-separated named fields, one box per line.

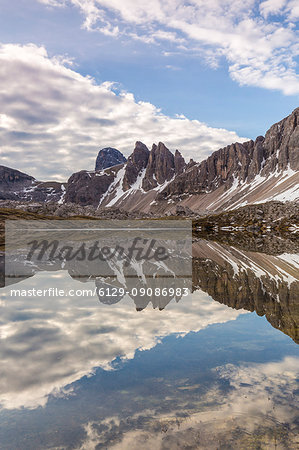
xmin=0 ymin=232 xmax=298 ymax=449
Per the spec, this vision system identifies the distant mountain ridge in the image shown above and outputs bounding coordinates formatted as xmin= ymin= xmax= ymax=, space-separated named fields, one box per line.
xmin=0 ymin=165 xmax=65 ymax=203
xmin=0 ymin=108 xmax=298 ymax=216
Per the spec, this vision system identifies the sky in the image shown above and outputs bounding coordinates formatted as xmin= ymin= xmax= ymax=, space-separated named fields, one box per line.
xmin=0 ymin=0 xmax=298 ymax=180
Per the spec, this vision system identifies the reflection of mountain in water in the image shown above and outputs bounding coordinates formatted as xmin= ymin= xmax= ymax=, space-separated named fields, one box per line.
xmin=69 ymin=239 xmax=299 ymax=342
xmin=2 ymin=233 xmax=298 ymax=341
xmin=192 ymin=240 xmax=299 ymax=343
xmin=0 ymin=232 xmax=298 ymax=415
xmin=0 ymin=276 xmax=243 ymax=410
xmin=193 ymin=230 xmax=299 ymax=255
xmin=4 ymin=224 xmax=192 ymax=310
xmin=93 ymin=275 xmax=188 ymax=310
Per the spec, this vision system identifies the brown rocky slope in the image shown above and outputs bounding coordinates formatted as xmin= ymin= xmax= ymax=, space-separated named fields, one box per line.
xmin=0 ymin=108 xmax=298 ymax=218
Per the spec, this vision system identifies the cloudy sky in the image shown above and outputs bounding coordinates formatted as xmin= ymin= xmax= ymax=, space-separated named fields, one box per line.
xmin=0 ymin=0 xmax=298 ymax=180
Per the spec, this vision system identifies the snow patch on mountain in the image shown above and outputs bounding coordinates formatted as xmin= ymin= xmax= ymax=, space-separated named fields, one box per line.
xmin=99 ymin=166 xmax=126 ymax=207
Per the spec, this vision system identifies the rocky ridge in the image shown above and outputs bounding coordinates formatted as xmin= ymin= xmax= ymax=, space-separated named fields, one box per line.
xmin=0 ymin=166 xmax=65 ymax=203
xmin=63 ymin=107 xmax=299 ymax=214
xmin=0 ymin=108 xmax=298 ymax=218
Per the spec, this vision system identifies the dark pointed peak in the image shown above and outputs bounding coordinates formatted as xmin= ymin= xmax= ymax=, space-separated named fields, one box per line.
xmin=157 ymin=142 xmax=171 ymax=153
xmin=95 ymin=147 xmax=127 ymax=171
xmin=123 ymin=142 xmax=150 ymax=191
xmin=127 ymin=141 xmax=149 ymax=167
xmin=129 ymin=141 xmax=150 ymax=163
xmin=134 ymin=141 xmax=150 ymax=153
xmin=174 ymin=149 xmax=186 ymax=175
xmin=128 ymin=141 xmax=150 ymax=164
xmin=98 ymin=147 xmax=118 ymax=154
xmin=187 ymin=159 xmax=197 ymax=168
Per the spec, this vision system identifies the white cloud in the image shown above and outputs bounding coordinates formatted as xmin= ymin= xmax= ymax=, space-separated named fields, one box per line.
xmin=0 ymin=271 xmax=244 ymax=409
xmin=37 ymin=0 xmax=299 ymax=95
xmin=77 ymin=356 xmax=299 ymax=449
xmin=38 ymin=0 xmax=66 ymax=6
xmin=260 ymin=0 xmax=299 ymax=20
xmin=260 ymin=0 xmax=288 ymax=18
xmin=0 ymin=43 xmax=246 ymax=181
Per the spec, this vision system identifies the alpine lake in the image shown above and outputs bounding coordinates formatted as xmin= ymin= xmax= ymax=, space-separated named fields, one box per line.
xmin=0 ymin=220 xmax=298 ymax=450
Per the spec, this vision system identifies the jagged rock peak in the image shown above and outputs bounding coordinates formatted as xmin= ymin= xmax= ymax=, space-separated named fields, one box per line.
xmin=134 ymin=141 xmax=150 ymax=153
xmin=65 ymin=166 xmax=119 ymax=206
xmin=159 ymin=107 xmax=299 ymax=204
xmin=263 ymin=107 xmax=299 ymax=172
xmin=95 ymin=147 xmax=127 ymax=171
xmin=142 ymin=142 xmax=186 ymax=191
xmin=122 ymin=141 xmax=150 ymax=191
xmin=174 ymin=149 xmax=186 ymax=175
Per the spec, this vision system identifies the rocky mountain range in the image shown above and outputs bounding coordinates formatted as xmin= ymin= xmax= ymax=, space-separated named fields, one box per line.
xmin=0 ymin=108 xmax=298 ymax=217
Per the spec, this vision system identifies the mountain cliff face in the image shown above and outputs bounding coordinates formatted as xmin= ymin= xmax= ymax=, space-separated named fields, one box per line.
xmin=0 ymin=166 xmax=34 ymax=200
xmin=65 ymin=166 xmax=118 ymax=206
xmin=62 ymin=140 xmax=188 ymax=209
xmin=1 ymin=108 xmax=298 ymax=215
xmin=141 ymin=142 xmax=186 ymax=191
xmin=95 ymin=147 xmax=127 ymax=171
xmin=158 ymin=108 xmax=299 ymax=213
xmin=122 ymin=141 xmax=149 ymax=191
xmin=65 ymin=107 xmax=298 ymax=214
xmin=0 ymin=166 xmax=65 ymax=203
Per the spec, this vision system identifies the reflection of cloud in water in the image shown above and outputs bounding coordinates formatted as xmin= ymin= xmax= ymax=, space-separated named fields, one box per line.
xmin=216 ymin=357 xmax=299 ymax=424
xmin=0 ymin=271 xmax=244 ymax=410
xmin=77 ymin=357 xmax=299 ymax=450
